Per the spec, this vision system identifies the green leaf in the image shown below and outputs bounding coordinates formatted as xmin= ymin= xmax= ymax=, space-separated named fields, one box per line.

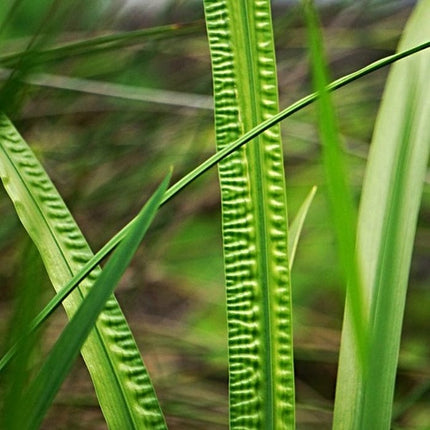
xmin=334 ymin=2 xmax=430 ymax=428
xmin=288 ymin=186 xmax=317 ymax=272
xmin=17 ymin=172 xmax=170 ymax=430
xmin=302 ymin=0 xmax=367 ymax=367
xmin=0 ymin=115 xmax=166 ymax=429
xmin=204 ymin=1 xmax=295 ymax=428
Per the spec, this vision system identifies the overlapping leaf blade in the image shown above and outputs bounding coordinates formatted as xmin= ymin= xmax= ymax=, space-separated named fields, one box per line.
xmin=204 ymin=0 xmax=295 ymax=427
xmin=303 ymin=0 xmax=367 ymax=373
xmin=0 ymin=114 xmax=166 ymax=429
xmin=18 ymin=173 xmax=169 ymax=430
xmin=334 ymin=2 xmax=430 ymax=428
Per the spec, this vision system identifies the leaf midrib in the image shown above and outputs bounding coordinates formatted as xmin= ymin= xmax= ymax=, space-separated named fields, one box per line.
xmin=236 ymin=2 xmax=275 ymax=426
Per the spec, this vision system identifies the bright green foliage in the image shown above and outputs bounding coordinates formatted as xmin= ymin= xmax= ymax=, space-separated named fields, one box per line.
xmin=17 ymin=172 xmax=170 ymax=430
xmin=334 ymin=1 xmax=430 ymax=428
xmin=204 ymin=0 xmax=294 ymax=428
xmin=0 ymin=115 xmax=166 ymax=429
xmin=303 ymin=0 xmax=367 ymax=367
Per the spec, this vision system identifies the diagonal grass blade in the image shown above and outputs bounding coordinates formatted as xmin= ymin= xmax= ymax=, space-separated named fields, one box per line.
xmin=17 ymin=172 xmax=170 ymax=430
xmin=0 ymin=115 xmax=166 ymax=429
xmin=204 ymin=0 xmax=295 ymax=427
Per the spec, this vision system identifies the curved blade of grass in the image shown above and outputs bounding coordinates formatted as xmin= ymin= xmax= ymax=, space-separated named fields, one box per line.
xmin=17 ymin=172 xmax=170 ymax=430
xmin=204 ymin=1 xmax=295 ymax=428
xmin=334 ymin=2 xmax=430 ymax=428
xmin=1 ymin=40 xmax=428 ymax=371
xmin=288 ymin=186 xmax=317 ymax=272
xmin=0 ymin=115 xmax=166 ymax=429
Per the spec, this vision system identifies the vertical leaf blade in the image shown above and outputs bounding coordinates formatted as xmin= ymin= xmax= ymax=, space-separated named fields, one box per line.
xmin=334 ymin=2 xmax=430 ymax=428
xmin=0 ymin=115 xmax=166 ymax=429
xmin=204 ymin=1 xmax=295 ymax=428
xmin=303 ymin=0 xmax=368 ymax=369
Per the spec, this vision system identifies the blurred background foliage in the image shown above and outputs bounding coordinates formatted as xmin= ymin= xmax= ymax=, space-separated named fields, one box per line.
xmin=0 ymin=0 xmax=428 ymax=428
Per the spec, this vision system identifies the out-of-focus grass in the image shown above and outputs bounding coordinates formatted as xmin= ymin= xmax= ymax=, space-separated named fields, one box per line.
xmin=0 ymin=1 xmax=428 ymax=428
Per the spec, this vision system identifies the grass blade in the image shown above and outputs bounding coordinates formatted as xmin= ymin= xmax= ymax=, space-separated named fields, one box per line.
xmin=204 ymin=1 xmax=294 ymax=427
xmin=334 ymin=2 xmax=430 ymax=428
xmin=17 ymin=172 xmax=170 ymax=430
xmin=303 ymin=0 xmax=367 ymax=367
xmin=288 ymin=186 xmax=317 ymax=272
xmin=0 ymin=115 xmax=166 ymax=429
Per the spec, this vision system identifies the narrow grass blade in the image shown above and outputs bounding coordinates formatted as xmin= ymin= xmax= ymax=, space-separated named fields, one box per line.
xmin=1 ymin=39 xmax=429 ymax=371
xmin=17 ymin=173 xmax=170 ymax=430
xmin=204 ymin=1 xmax=294 ymax=427
xmin=334 ymin=2 xmax=430 ymax=428
xmin=0 ymin=115 xmax=166 ymax=429
xmin=0 ymin=21 xmax=203 ymax=67
xmin=288 ymin=186 xmax=317 ymax=272
xmin=303 ymin=0 xmax=367 ymax=366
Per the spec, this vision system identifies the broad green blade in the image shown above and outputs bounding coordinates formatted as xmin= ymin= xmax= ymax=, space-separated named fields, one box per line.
xmin=0 ymin=115 xmax=166 ymax=429
xmin=288 ymin=186 xmax=317 ymax=272
xmin=204 ymin=1 xmax=295 ymax=428
xmin=18 ymin=173 xmax=169 ymax=430
xmin=334 ymin=2 xmax=430 ymax=429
